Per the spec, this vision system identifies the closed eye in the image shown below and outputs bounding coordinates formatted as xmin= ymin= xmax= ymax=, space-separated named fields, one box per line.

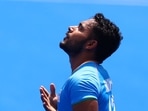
xmin=78 ymin=23 xmax=84 ymax=31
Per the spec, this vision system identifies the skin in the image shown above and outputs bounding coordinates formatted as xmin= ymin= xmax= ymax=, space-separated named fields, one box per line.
xmin=40 ymin=19 xmax=99 ymax=111
xmin=40 ymin=84 xmax=57 ymax=111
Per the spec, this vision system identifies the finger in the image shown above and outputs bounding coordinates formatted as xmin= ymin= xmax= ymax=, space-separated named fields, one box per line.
xmin=50 ymin=83 xmax=56 ymax=97
xmin=41 ymin=96 xmax=48 ymax=106
xmin=43 ymin=101 xmax=51 ymax=111
xmin=40 ymin=87 xmax=49 ymax=102
xmin=40 ymin=86 xmax=49 ymax=97
xmin=40 ymin=89 xmax=47 ymax=100
xmin=41 ymin=95 xmax=45 ymax=103
xmin=43 ymin=102 xmax=56 ymax=111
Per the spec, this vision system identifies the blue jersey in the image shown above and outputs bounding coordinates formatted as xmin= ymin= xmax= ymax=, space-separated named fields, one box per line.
xmin=58 ymin=61 xmax=115 ymax=111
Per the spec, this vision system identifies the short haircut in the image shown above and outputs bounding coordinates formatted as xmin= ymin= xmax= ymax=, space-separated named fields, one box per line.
xmin=92 ymin=13 xmax=123 ymax=63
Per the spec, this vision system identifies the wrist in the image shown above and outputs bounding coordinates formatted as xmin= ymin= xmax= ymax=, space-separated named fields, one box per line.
xmin=49 ymin=106 xmax=56 ymax=111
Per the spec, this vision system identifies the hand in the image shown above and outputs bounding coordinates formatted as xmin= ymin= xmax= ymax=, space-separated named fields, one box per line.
xmin=40 ymin=83 xmax=58 ymax=111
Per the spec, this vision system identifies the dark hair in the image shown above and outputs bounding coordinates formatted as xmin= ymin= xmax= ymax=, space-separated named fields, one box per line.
xmin=92 ymin=13 xmax=123 ymax=63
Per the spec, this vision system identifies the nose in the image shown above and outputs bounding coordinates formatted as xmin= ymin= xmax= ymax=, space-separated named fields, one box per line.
xmin=68 ymin=26 xmax=77 ymax=32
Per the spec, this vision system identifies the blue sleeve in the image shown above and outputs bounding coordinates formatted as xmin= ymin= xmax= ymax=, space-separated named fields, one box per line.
xmin=69 ymin=71 xmax=101 ymax=105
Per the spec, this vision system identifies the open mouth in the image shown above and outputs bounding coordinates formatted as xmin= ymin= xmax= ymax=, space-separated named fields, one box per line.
xmin=63 ymin=33 xmax=69 ymax=41
xmin=63 ymin=36 xmax=69 ymax=41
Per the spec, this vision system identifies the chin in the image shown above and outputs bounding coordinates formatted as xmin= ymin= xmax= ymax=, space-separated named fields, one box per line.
xmin=59 ymin=42 xmax=70 ymax=54
xmin=59 ymin=41 xmax=65 ymax=49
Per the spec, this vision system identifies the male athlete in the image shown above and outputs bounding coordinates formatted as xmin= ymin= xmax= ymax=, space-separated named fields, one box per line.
xmin=40 ymin=13 xmax=123 ymax=111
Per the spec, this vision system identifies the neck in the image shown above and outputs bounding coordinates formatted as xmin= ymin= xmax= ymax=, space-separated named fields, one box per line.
xmin=69 ymin=54 xmax=97 ymax=72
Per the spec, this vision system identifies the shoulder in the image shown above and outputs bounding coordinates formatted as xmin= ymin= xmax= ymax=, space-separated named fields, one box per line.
xmin=71 ymin=67 xmax=99 ymax=84
xmin=67 ymin=66 xmax=101 ymax=93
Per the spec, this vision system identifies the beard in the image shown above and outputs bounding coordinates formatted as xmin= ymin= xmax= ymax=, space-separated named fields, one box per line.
xmin=59 ymin=38 xmax=87 ymax=57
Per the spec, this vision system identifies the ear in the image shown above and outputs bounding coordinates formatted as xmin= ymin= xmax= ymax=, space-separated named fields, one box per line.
xmin=85 ymin=40 xmax=98 ymax=50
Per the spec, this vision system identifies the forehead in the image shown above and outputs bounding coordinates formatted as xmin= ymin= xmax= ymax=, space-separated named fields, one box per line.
xmin=81 ymin=19 xmax=96 ymax=28
xmin=82 ymin=19 xmax=95 ymax=23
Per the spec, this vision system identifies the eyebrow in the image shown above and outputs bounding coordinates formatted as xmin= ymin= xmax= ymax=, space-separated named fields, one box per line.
xmin=79 ymin=21 xmax=93 ymax=30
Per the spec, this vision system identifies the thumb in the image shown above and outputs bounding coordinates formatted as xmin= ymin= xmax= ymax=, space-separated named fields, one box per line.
xmin=50 ymin=83 xmax=56 ymax=97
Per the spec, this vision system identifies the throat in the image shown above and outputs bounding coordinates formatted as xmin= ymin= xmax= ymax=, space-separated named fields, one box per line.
xmin=70 ymin=57 xmax=98 ymax=73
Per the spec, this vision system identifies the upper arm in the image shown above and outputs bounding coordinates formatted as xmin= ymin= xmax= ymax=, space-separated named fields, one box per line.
xmin=72 ymin=99 xmax=98 ymax=111
xmin=69 ymin=74 xmax=100 ymax=105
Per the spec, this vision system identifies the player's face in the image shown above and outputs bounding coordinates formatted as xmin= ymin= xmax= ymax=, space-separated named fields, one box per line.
xmin=59 ymin=19 xmax=96 ymax=56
